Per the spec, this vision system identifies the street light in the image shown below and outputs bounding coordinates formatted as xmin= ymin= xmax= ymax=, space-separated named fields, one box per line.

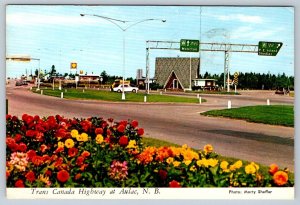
xmin=80 ymin=13 xmax=166 ymax=100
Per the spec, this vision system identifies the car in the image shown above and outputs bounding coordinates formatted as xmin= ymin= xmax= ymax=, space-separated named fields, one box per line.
xmin=15 ymin=80 xmax=28 ymax=86
xmin=112 ymin=84 xmax=139 ymax=93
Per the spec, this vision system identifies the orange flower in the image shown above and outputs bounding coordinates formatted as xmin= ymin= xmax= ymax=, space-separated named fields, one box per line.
xmin=273 ymin=171 xmax=288 ymax=186
xmin=203 ymin=144 xmax=213 ymax=154
xmin=269 ymin=164 xmax=279 ymax=175
xmin=137 ymin=147 xmax=156 ymax=165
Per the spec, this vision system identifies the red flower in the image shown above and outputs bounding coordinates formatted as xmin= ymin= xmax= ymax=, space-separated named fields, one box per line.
xmin=107 ymin=129 xmax=112 ymax=136
xmin=169 ymin=180 xmax=181 ymax=188
xmin=14 ymin=134 xmax=22 ymax=142
xmin=33 ymin=115 xmax=40 ymax=122
xmin=12 ymin=116 xmax=18 ymax=122
xmin=57 ymin=170 xmax=70 ymax=183
xmin=81 ymin=120 xmax=91 ymax=132
xmin=54 ymin=147 xmax=64 ymax=154
xmin=76 ymin=156 xmax=85 ymax=166
xmin=131 ymin=120 xmax=139 ymax=128
xmin=15 ymin=179 xmax=25 ymax=188
xmin=119 ymin=120 xmax=128 ymax=126
xmin=25 ymin=130 xmax=36 ymax=138
xmin=269 ymin=164 xmax=279 ymax=175
xmin=45 ymin=170 xmax=52 ymax=177
xmin=273 ymin=171 xmax=288 ymax=186
xmin=6 ymin=170 xmax=10 ymax=179
xmin=75 ymin=173 xmax=81 ymax=180
xmin=119 ymin=136 xmax=129 ymax=147
xmin=158 ymin=169 xmax=168 ymax=181
xmin=27 ymin=150 xmax=37 ymax=161
xmin=80 ymin=164 xmax=88 ymax=171
xmin=137 ymin=128 xmax=144 ymax=136
xmin=6 ymin=114 xmax=12 ymax=120
xmin=40 ymin=144 xmax=48 ymax=153
xmin=68 ymin=147 xmax=78 ymax=158
xmin=54 ymin=157 xmax=63 ymax=168
xmin=81 ymin=151 xmax=90 ymax=158
xmin=55 ymin=128 xmax=68 ymax=139
xmin=95 ymin=128 xmax=103 ymax=135
xmin=18 ymin=143 xmax=27 ymax=152
xmin=42 ymin=155 xmax=51 ymax=163
xmin=117 ymin=125 xmax=126 ymax=133
xmin=6 ymin=137 xmax=18 ymax=151
xmin=25 ymin=171 xmax=36 ymax=183
xmin=108 ymin=118 xmax=114 ymax=123
xmin=32 ymin=156 xmax=44 ymax=166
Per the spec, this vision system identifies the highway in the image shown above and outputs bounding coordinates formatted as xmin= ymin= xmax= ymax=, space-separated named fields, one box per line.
xmin=6 ymin=83 xmax=294 ymax=171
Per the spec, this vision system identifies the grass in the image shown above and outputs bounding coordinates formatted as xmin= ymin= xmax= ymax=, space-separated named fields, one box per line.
xmin=201 ymin=105 xmax=294 ymax=127
xmin=142 ymin=137 xmax=294 ymax=179
xmin=32 ymin=88 xmax=204 ymax=103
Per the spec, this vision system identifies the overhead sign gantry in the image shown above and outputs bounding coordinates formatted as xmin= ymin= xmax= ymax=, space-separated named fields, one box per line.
xmin=145 ymin=40 xmax=282 ymax=93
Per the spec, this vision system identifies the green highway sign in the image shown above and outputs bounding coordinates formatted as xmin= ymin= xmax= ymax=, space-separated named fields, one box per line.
xmin=180 ymin=39 xmax=199 ymax=52
xmin=258 ymin=41 xmax=283 ymax=56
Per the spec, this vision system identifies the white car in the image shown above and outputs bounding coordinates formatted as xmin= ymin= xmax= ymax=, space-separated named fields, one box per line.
xmin=112 ymin=84 xmax=139 ymax=93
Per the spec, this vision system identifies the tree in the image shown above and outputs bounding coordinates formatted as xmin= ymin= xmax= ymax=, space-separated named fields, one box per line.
xmin=100 ymin=70 xmax=109 ymax=84
xmin=50 ymin=65 xmax=56 ymax=76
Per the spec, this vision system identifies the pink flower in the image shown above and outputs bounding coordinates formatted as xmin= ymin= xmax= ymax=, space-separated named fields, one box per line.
xmin=108 ymin=160 xmax=128 ymax=181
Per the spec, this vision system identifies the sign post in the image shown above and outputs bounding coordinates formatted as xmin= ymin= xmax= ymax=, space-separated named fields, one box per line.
xmin=258 ymin=41 xmax=283 ymax=56
xmin=233 ymin=72 xmax=239 ymax=93
xmin=180 ymin=39 xmax=200 ymax=90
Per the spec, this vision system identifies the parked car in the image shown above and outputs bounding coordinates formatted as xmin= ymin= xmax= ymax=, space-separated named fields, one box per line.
xmin=15 ymin=80 xmax=28 ymax=86
xmin=112 ymin=84 xmax=139 ymax=93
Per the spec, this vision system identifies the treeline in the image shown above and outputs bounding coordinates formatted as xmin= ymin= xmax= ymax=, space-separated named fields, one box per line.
xmin=201 ymin=72 xmax=294 ymax=90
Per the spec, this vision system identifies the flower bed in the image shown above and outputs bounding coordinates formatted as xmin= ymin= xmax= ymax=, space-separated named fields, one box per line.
xmin=6 ymin=114 xmax=293 ymax=187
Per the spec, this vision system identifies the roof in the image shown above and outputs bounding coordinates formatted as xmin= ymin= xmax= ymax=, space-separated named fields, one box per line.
xmin=155 ymin=57 xmax=200 ymax=89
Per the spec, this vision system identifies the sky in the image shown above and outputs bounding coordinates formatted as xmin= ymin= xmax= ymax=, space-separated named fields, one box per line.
xmin=6 ymin=5 xmax=294 ymax=79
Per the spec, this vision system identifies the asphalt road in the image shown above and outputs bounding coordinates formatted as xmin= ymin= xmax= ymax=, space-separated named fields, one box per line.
xmin=6 ymin=83 xmax=294 ymax=171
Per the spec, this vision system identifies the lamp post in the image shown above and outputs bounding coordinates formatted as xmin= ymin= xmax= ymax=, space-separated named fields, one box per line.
xmin=80 ymin=13 xmax=166 ymax=100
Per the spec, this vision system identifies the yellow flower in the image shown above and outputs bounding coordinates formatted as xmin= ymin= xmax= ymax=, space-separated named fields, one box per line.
xmin=173 ymin=161 xmax=181 ymax=167
xmin=230 ymin=160 xmax=243 ymax=171
xmin=58 ymin=141 xmax=64 ymax=148
xmin=65 ymin=139 xmax=74 ymax=148
xmin=190 ymin=165 xmax=197 ymax=172
xmin=220 ymin=161 xmax=229 ymax=171
xmin=203 ymin=144 xmax=213 ymax=154
xmin=183 ymin=160 xmax=192 ymax=166
xmin=81 ymin=133 xmax=89 ymax=142
xmin=95 ymin=134 xmax=104 ymax=144
xmin=245 ymin=163 xmax=257 ymax=174
xmin=208 ymin=158 xmax=219 ymax=167
xmin=251 ymin=162 xmax=259 ymax=171
xmin=76 ymin=134 xmax=83 ymax=142
xmin=70 ymin=129 xmax=79 ymax=138
xmin=182 ymin=144 xmax=188 ymax=149
xmin=126 ymin=140 xmax=137 ymax=149
xmin=166 ymin=157 xmax=174 ymax=164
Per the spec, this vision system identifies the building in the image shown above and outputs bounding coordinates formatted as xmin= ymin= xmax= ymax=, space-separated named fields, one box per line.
xmin=193 ymin=79 xmax=218 ymax=90
xmin=155 ymin=57 xmax=200 ymax=90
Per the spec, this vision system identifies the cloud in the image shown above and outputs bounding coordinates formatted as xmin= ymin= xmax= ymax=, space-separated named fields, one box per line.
xmin=208 ymin=14 xmax=264 ymax=24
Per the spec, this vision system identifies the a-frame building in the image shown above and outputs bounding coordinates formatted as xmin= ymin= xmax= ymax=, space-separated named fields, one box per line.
xmin=155 ymin=57 xmax=200 ymax=90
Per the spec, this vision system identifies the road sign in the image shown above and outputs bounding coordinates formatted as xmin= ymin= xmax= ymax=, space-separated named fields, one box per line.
xmin=233 ymin=72 xmax=239 ymax=86
xmin=258 ymin=41 xmax=283 ymax=56
xmin=71 ymin=62 xmax=77 ymax=69
xmin=180 ymin=39 xmax=199 ymax=52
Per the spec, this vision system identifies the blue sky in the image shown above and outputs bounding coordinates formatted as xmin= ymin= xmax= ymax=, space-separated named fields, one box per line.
xmin=6 ymin=5 xmax=294 ymax=78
